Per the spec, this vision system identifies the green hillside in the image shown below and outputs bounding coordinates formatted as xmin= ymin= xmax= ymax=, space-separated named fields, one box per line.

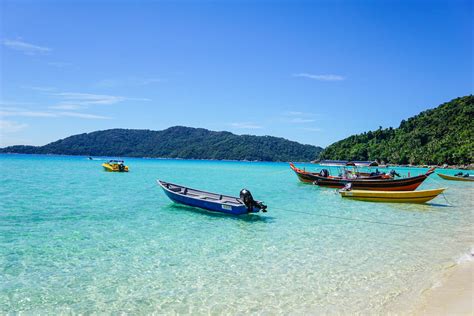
xmin=0 ymin=126 xmax=322 ymax=162
xmin=320 ymin=95 xmax=474 ymax=165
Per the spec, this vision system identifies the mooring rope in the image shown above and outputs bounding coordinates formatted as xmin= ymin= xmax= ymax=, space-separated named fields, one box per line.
xmin=270 ymin=206 xmax=418 ymax=228
xmin=427 ymin=173 xmax=454 ymax=206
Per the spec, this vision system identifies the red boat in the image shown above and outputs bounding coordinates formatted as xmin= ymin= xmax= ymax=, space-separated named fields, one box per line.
xmin=289 ymin=163 xmax=435 ymax=191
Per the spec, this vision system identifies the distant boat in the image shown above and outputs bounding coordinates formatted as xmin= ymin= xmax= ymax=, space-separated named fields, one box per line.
xmin=157 ymin=180 xmax=267 ymax=215
xmin=102 ymin=160 xmax=129 ymax=172
xmin=290 ymin=163 xmax=435 ymax=191
xmin=438 ymin=173 xmax=474 ymax=182
xmin=339 ymin=187 xmax=446 ymax=203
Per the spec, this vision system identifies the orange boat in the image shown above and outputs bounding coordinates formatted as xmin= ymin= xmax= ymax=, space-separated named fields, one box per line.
xmin=289 ymin=163 xmax=435 ymax=191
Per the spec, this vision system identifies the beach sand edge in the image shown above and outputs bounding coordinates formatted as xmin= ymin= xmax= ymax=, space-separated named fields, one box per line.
xmin=413 ymin=260 xmax=473 ymax=315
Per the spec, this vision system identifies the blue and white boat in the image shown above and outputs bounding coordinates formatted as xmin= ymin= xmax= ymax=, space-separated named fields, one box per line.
xmin=157 ymin=180 xmax=267 ymax=215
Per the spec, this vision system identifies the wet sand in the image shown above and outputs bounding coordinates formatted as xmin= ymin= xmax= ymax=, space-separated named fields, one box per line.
xmin=414 ymin=261 xmax=473 ymax=315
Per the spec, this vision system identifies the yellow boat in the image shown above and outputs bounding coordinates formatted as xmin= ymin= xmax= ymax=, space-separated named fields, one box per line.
xmin=102 ymin=160 xmax=129 ymax=172
xmin=339 ymin=188 xmax=446 ymax=203
xmin=437 ymin=173 xmax=474 ymax=182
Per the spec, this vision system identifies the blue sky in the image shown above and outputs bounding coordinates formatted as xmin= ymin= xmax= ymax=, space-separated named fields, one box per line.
xmin=0 ymin=0 xmax=472 ymax=147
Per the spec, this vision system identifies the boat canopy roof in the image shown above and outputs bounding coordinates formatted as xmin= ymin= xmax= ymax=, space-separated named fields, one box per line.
xmin=346 ymin=161 xmax=379 ymax=167
xmin=108 ymin=160 xmax=124 ymax=163
xmin=319 ymin=160 xmax=349 ymax=166
xmin=318 ymin=160 xmax=378 ymax=167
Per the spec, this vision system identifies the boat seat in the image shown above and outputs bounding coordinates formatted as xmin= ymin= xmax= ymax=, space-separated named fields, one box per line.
xmin=199 ymin=195 xmax=219 ymax=201
xmin=221 ymin=200 xmax=241 ymax=206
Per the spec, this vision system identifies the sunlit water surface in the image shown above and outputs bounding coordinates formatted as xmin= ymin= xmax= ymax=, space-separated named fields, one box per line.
xmin=0 ymin=154 xmax=472 ymax=313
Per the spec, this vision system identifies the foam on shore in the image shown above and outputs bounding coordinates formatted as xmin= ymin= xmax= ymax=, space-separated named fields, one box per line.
xmin=414 ymin=249 xmax=474 ymax=315
xmin=456 ymin=246 xmax=474 ymax=264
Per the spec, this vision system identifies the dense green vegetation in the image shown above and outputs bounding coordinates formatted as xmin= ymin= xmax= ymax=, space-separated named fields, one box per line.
xmin=0 ymin=126 xmax=322 ymax=162
xmin=320 ymin=95 xmax=474 ymax=165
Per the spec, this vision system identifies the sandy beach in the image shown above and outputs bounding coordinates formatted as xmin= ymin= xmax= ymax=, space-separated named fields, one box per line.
xmin=414 ymin=260 xmax=473 ymax=315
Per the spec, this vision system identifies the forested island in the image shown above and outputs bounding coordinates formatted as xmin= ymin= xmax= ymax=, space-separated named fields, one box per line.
xmin=319 ymin=95 xmax=473 ymax=165
xmin=0 ymin=126 xmax=322 ymax=162
xmin=2 ymin=96 xmax=472 ymax=165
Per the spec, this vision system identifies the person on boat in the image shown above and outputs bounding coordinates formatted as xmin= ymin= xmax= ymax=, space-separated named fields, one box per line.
xmin=389 ymin=170 xmax=401 ymax=177
xmin=118 ymin=162 xmax=125 ymax=172
xmin=319 ymin=169 xmax=330 ymax=178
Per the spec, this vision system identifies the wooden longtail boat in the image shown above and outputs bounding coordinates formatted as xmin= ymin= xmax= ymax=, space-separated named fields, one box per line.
xmin=339 ymin=188 xmax=446 ymax=203
xmin=287 ymin=164 xmax=389 ymax=182
xmin=157 ymin=180 xmax=267 ymax=215
xmin=289 ymin=163 xmax=435 ymax=191
xmin=437 ymin=173 xmax=474 ymax=182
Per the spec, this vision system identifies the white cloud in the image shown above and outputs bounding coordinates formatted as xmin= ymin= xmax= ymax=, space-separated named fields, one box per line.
xmin=0 ymin=108 xmax=110 ymax=120
xmin=283 ymin=111 xmax=318 ymax=117
xmin=230 ymin=122 xmax=263 ymax=129
xmin=0 ymin=120 xmax=28 ymax=133
xmin=292 ymin=73 xmax=345 ymax=81
xmin=0 ymin=109 xmax=57 ymax=117
xmin=52 ymin=92 xmax=126 ymax=105
xmin=2 ymin=39 xmax=51 ymax=55
xmin=290 ymin=118 xmax=315 ymax=123
xmin=48 ymin=104 xmax=83 ymax=110
xmin=58 ymin=112 xmax=111 ymax=120
xmin=51 ymin=92 xmax=151 ymax=106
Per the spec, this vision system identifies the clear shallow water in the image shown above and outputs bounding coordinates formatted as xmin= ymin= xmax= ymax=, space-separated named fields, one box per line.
xmin=0 ymin=154 xmax=472 ymax=313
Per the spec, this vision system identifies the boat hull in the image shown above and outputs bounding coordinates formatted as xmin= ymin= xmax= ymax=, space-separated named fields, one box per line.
xmin=158 ymin=180 xmax=262 ymax=215
xmin=339 ymin=188 xmax=446 ymax=203
xmin=437 ymin=173 xmax=474 ymax=182
xmin=290 ymin=163 xmax=434 ymax=191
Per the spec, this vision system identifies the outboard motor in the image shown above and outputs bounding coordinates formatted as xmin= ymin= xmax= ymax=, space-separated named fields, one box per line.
xmin=319 ymin=169 xmax=329 ymax=177
xmin=240 ymin=189 xmax=267 ymax=213
xmin=119 ymin=164 xmax=125 ymax=172
xmin=343 ymin=183 xmax=352 ymax=191
xmin=389 ymin=169 xmax=401 ymax=177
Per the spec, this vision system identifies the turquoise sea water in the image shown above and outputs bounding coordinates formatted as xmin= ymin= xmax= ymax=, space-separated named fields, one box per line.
xmin=0 ymin=154 xmax=472 ymax=313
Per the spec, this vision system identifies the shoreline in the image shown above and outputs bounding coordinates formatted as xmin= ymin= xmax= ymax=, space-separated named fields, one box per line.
xmin=413 ymin=258 xmax=473 ymax=315
xmin=1 ymin=153 xmax=473 ymax=169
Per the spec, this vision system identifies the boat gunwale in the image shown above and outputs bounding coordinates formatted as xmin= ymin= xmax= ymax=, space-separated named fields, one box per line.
xmin=339 ymin=188 xmax=446 ymax=199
